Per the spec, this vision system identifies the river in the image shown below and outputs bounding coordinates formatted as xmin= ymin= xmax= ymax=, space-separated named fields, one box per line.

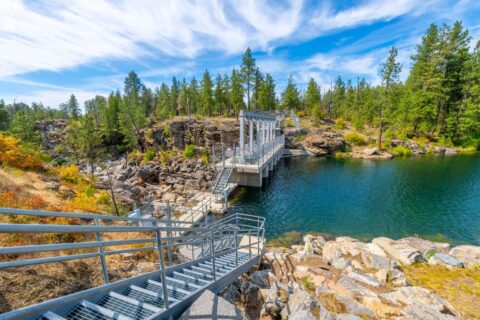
xmin=229 ymin=153 xmax=480 ymax=245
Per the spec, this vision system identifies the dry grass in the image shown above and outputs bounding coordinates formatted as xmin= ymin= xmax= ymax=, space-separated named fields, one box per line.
xmin=404 ymin=263 xmax=480 ymax=320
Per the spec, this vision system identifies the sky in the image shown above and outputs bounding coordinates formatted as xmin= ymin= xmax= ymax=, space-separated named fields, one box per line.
xmin=1 ymin=0 xmax=480 ymax=109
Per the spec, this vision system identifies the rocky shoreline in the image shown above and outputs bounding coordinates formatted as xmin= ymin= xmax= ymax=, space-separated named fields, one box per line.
xmin=215 ymin=235 xmax=480 ymax=320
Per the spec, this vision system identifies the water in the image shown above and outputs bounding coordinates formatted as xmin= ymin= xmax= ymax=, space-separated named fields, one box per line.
xmin=229 ymin=153 xmax=480 ymax=245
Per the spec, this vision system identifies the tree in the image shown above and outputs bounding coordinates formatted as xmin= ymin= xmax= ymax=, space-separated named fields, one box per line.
xmin=0 ymin=100 xmax=9 ymax=131
xmin=257 ymin=73 xmax=276 ymax=111
xmin=378 ymin=46 xmax=402 ymax=150
xmin=84 ymin=95 xmax=106 ymax=129
xmin=66 ymin=116 xmax=104 ymax=175
xmin=458 ymin=40 xmax=480 ymax=144
xmin=60 ymin=94 xmax=80 ymax=119
xmin=281 ymin=75 xmax=300 ymax=110
xmin=120 ymin=71 xmax=147 ymax=151
xmin=11 ymin=109 xmax=38 ymax=143
xmin=252 ymin=67 xmax=264 ymax=108
xmin=170 ymin=77 xmax=179 ymax=116
xmin=103 ymin=91 xmax=122 ymax=144
xmin=214 ymin=74 xmax=227 ymax=115
xmin=156 ymin=83 xmax=170 ymax=119
xmin=240 ymin=48 xmax=256 ymax=110
xmin=229 ymin=68 xmax=245 ymax=118
xmin=201 ymin=70 xmax=214 ymax=116
xmin=189 ymin=77 xmax=200 ymax=116
xmin=305 ymin=78 xmax=321 ymax=114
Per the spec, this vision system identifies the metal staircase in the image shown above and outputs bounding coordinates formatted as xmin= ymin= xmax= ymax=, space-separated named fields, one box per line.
xmin=212 ymin=167 xmax=233 ymax=195
xmin=0 ymin=208 xmax=265 ymax=320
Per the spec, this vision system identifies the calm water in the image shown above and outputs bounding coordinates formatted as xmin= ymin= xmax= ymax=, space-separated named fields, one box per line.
xmin=229 ymin=154 xmax=480 ymax=245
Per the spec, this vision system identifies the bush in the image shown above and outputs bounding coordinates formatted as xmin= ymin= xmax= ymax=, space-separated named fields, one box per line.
xmin=57 ymin=165 xmax=81 ymax=183
xmin=163 ymin=122 xmax=170 ymax=136
xmin=391 ymin=145 xmax=412 ymax=157
xmin=183 ymin=144 xmax=195 ymax=158
xmin=63 ymin=193 xmax=98 ymax=212
xmin=344 ymin=131 xmax=367 ymax=146
xmin=143 ymin=150 xmax=156 ymax=163
xmin=83 ymin=186 xmax=96 ymax=197
xmin=96 ymin=190 xmax=111 ymax=205
xmin=159 ymin=150 xmax=175 ymax=165
xmin=284 ymin=118 xmax=294 ymax=128
xmin=0 ymin=134 xmax=44 ymax=169
xmin=201 ymin=149 xmax=209 ymax=164
xmin=334 ymin=117 xmax=346 ymax=130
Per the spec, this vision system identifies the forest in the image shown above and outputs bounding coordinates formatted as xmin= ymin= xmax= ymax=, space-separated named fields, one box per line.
xmin=0 ymin=21 xmax=479 ymax=155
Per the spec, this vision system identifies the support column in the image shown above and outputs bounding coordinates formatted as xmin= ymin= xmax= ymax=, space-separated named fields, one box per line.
xmin=240 ymin=110 xmax=245 ymax=161
xmin=249 ymin=119 xmax=254 ymax=154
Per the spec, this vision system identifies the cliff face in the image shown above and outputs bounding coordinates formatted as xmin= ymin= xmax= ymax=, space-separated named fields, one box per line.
xmin=36 ymin=119 xmax=68 ymax=150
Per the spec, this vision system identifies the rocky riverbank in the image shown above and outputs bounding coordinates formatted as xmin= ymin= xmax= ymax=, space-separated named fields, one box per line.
xmin=216 ymin=235 xmax=480 ymax=320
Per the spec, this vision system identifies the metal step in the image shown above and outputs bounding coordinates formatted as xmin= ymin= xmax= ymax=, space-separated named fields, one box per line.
xmin=97 ymin=292 xmax=159 ymax=319
xmin=41 ymin=311 xmax=67 ymax=320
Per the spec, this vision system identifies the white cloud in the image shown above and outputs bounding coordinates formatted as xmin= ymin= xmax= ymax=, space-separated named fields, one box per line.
xmin=3 ymin=89 xmax=107 ymax=109
xmin=0 ymin=0 xmax=427 ymax=78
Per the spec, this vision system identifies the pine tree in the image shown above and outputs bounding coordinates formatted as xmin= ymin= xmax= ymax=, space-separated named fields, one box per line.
xmin=103 ymin=91 xmax=122 ymax=144
xmin=156 ymin=83 xmax=170 ymax=119
xmin=305 ymin=78 xmax=321 ymax=115
xmin=201 ymin=70 xmax=214 ymax=116
xmin=252 ymin=67 xmax=264 ymax=109
xmin=378 ymin=46 xmax=402 ymax=150
xmin=60 ymin=94 xmax=80 ymax=119
xmin=230 ymin=68 xmax=245 ymax=118
xmin=170 ymin=77 xmax=179 ymax=117
xmin=0 ymin=100 xmax=9 ymax=131
xmin=189 ymin=78 xmax=200 ymax=116
xmin=240 ymin=48 xmax=256 ymax=111
xmin=282 ymin=75 xmax=300 ymax=110
xmin=214 ymin=74 xmax=226 ymax=115
xmin=257 ymin=73 xmax=276 ymax=111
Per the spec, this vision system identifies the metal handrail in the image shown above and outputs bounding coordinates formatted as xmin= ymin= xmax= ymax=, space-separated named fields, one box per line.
xmin=0 ymin=208 xmax=265 ymax=314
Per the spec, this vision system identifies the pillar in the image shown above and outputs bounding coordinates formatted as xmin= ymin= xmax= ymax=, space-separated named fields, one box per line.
xmin=249 ymin=119 xmax=254 ymax=154
xmin=240 ymin=110 xmax=244 ymax=161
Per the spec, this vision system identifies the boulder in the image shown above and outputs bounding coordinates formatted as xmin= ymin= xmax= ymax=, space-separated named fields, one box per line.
xmin=379 ymin=287 xmax=457 ymax=316
xmin=361 ymin=243 xmax=397 ymax=270
xmin=374 ymin=269 xmax=408 ymax=287
xmin=363 ymin=147 xmax=378 ymax=155
xmin=332 ymin=257 xmax=352 ymax=270
xmin=322 ymin=241 xmax=341 ymax=264
xmin=334 ymin=294 xmax=375 ymax=318
xmin=250 ymin=269 xmax=272 ymax=288
xmin=449 ymin=245 xmax=480 ymax=267
xmin=372 ymin=237 xmax=423 ymax=265
xmin=180 ymin=290 xmax=242 ymax=319
xmin=428 ymin=253 xmax=463 ymax=268
xmin=401 ymin=303 xmax=458 ymax=320
xmin=347 ymin=271 xmax=383 ymax=287
xmin=398 ymin=237 xmax=450 ymax=256
xmin=335 ymin=276 xmax=379 ymax=299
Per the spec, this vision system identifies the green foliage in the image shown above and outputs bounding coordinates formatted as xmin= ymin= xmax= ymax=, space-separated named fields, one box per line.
xmin=301 ymin=276 xmax=315 ymax=292
xmin=282 ymin=75 xmax=300 ymax=110
xmin=391 ymin=145 xmax=412 ymax=157
xmin=183 ymin=144 xmax=195 ymax=158
xmin=201 ymin=149 xmax=209 ymax=164
xmin=143 ymin=150 xmax=156 ymax=163
xmin=83 ymin=186 xmax=96 ymax=197
xmin=344 ymin=131 xmax=367 ymax=146
xmin=334 ymin=117 xmax=346 ymax=130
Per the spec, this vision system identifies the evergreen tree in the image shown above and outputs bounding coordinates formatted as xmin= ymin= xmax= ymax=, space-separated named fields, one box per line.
xmin=282 ymin=75 xmax=300 ymax=110
xmin=201 ymin=70 xmax=214 ymax=116
xmin=305 ymin=78 xmax=321 ymax=115
xmin=60 ymin=94 xmax=80 ymax=119
xmin=170 ymin=77 xmax=179 ymax=117
xmin=229 ymin=68 xmax=245 ymax=117
xmin=252 ymin=67 xmax=264 ymax=108
xmin=120 ymin=71 xmax=147 ymax=150
xmin=214 ymin=74 xmax=227 ymax=115
xmin=378 ymin=46 xmax=402 ymax=150
xmin=257 ymin=73 xmax=276 ymax=111
xmin=240 ymin=48 xmax=256 ymax=110
xmin=0 ymin=100 xmax=9 ymax=131
xmin=103 ymin=91 xmax=122 ymax=144
xmin=84 ymin=95 xmax=106 ymax=129
xmin=189 ymin=77 xmax=200 ymax=116
xmin=156 ymin=83 xmax=170 ymax=119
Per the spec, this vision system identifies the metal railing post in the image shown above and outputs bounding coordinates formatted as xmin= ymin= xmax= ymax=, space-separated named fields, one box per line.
xmin=210 ymin=230 xmax=217 ymax=281
xmin=155 ymin=229 xmax=170 ymax=309
xmin=248 ymin=230 xmax=252 ymax=259
xmin=234 ymin=229 xmax=238 ymax=268
xmin=166 ymin=202 xmax=172 ymax=266
xmin=94 ymin=218 xmax=109 ymax=284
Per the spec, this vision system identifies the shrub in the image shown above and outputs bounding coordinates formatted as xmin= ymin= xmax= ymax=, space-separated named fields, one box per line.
xmin=297 ymin=111 xmax=306 ymax=118
xmin=83 ymin=186 xmax=96 ymax=197
xmin=163 ymin=122 xmax=170 ymax=136
xmin=301 ymin=276 xmax=315 ymax=292
xmin=334 ymin=117 xmax=346 ymax=130
xmin=143 ymin=150 xmax=156 ymax=163
xmin=57 ymin=165 xmax=81 ymax=183
xmin=391 ymin=145 xmax=412 ymax=157
xmin=63 ymin=193 xmax=98 ymax=212
xmin=159 ymin=150 xmax=175 ymax=165
xmin=284 ymin=118 xmax=294 ymax=128
xmin=344 ymin=131 xmax=367 ymax=146
xmin=0 ymin=134 xmax=44 ymax=169
xmin=183 ymin=144 xmax=195 ymax=158
xmin=96 ymin=190 xmax=111 ymax=205
xmin=201 ymin=149 xmax=209 ymax=164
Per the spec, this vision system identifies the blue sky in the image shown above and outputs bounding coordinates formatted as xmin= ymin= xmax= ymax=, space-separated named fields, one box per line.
xmin=1 ymin=0 xmax=480 ymax=108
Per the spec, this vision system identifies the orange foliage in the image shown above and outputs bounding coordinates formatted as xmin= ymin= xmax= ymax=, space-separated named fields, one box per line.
xmin=0 ymin=191 xmax=46 ymax=210
xmin=0 ymin=134 xmax=44 ymax=169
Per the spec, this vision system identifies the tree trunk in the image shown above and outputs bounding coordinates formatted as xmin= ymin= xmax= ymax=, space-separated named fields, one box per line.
xmin=107 ymin=169 xmax=120 ymax=216
xmin=377 ymin=120 xmax=383 ymax=151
